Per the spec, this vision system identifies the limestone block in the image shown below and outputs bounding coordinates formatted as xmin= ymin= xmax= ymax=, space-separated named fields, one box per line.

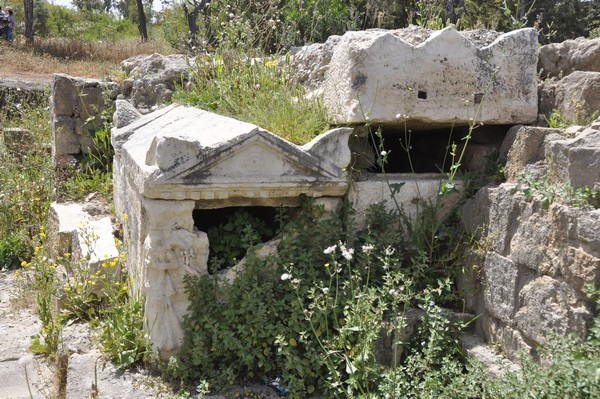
xmin=120 ymin=53 xmax=191 ymax=114
xmin=461 ymin=186 xmax=495 ymax=236
xmin=322 ymin=26 xmax=538 ymax=126
xmin=510 ymin=200 xmax=556 ymax=275
xmin=538 ymin=37 xmax=600 ymax=79
xmin=113 ymin=99 xmax=142 ymax=128
xmin=71 ymin=217 xmax=119 ymax=271
xmin=577 ymin=208 xmax=600 ymax=254
xmin=539 ymin=71 xmax=600 ymax=126
xmin=290 ymin=35 xmax=342 ymax=91
xmin=52 ymin=74 xmax=80 ymax=117
xmin=514 ymin=276 xmax=592 ymax=345
xmin=556 ymin=246 xmax=600 ymax=292
xmin=503 ymin=126 xmax=561 ymax=182
xmin=483 ymin=252 xmax=519 ymax=324
xmin=348 ymin=173 xmax=462 ymax=229
xmin=478 ymin=313 xmax=533 ymax=360
xmin=486 ymin=184 xmax=526 ymax=255
xmin=47 ymin=203 xmax=89 ymax=259
xmin=461 ymin=333 xmax=520 ymax=376
xmin=546 ymin=121 xmax=600 ymax=188
xmin=52 ymin=116 xmax=82 ymax=156
xmin=219 ymin=239 xmax=280 ymax=284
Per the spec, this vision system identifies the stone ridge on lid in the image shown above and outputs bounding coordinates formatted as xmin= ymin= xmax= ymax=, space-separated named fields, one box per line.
xmin=322 ymin=26 xmax=539 ymax=127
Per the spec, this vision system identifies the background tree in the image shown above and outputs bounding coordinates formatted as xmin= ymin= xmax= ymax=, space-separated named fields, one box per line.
xmin=136 ymin=0 xmax=148 ymax=41
xmin=23 ymin=0 xmax=34 ymax=44
xmin=181 ymin=0 xmax=211 ymax=49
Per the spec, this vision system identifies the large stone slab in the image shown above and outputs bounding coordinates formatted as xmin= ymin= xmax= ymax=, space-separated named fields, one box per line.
xmin=348 ymin=173 xmax=462 ymax=228
xmin=322 ymin=26 xmax=538 ymax=126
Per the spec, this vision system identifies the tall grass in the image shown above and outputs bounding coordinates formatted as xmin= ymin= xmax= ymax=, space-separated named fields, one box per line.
xmin=174 ymin=51 xmax=330 ymax=145
xmin=0 ymin=95 xmax=54 ymax=269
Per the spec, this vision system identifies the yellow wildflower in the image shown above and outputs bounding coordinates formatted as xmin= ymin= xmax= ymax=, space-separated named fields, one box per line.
xmin=122 ymin=213 xmax=129 ymax=221
xmin=20 ymin=260 xmax=27 ymax=267
xmin=119 ymin=254 xmax=125 ymax=259
xmin=109 ymin=261 xmax=117 ymax=267
xmin=101 ymin=262 xmax=108 ymax=268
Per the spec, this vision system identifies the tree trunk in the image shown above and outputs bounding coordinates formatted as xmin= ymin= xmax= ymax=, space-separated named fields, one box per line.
xmin=182 ymin=1 xmax=201 ymax=48
xmin=136 ymin=0 xmax=148 ymax=42
xmin=23 ymin=0 xmax=34 ymax=44
xmin=203 ymin=0 xmax=212 ymax=46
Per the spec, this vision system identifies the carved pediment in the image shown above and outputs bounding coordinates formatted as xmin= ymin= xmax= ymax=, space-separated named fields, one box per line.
xmin=120 ymin=105 xmax=351 ymax=201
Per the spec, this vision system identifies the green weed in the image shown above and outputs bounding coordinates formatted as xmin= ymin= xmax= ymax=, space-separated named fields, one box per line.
xmin=174 ymin=51 xmax=330 ymax=145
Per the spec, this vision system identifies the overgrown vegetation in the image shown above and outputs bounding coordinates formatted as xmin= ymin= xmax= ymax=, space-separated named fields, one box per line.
xmin=3 ymin=1 xmax=600 ymax=398
xmin=0 ymin=95 xmax=53 ymax=269
xmin=518 ymin=158 xmax=600 ymax=210
xmin=174 ymin=52 xmax=329 ymax=144
xmin=19 ymin=224 xmax=150 ymax=368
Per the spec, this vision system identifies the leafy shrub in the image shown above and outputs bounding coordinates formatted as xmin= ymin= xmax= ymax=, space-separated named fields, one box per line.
xmin=206 ymin=209 xmax=275 ymax=273
xmin=172 ymin=188 xmax=470 ymax=397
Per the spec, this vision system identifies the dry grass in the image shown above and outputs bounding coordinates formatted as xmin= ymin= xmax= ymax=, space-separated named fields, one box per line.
xmin=0 ymin=37 xmax=179 ymax=79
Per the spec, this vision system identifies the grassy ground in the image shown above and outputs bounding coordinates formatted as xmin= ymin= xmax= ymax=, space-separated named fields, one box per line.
xmin=0 ymin=37 xmax=176 ymax=79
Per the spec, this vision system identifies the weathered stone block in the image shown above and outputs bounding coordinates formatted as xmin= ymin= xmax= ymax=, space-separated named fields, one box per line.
xmin=71 ymin=217 xmax=119 ymax=272
xmin=503 ymin=126 xmax=561 ymax=182
xmin=539 ymin=71 xmax=600 ymax=126
xmin=479 ymin=313 xmax=534 ymax=360
xmin=348 ymin=174 xmax=462 ymax=228
xmin=514 ymin=276 xmax=592 ymax=345
xmin=546 ymin=121 xmax=600 ymax=188
xmin=322 ymin=26 xmax=538 ymax=126
xmin=486 ymin=184 xmax=526 ymax=255
xmin=120 ymin=53 xmax=191 ymax=114
xmin=47 ymin=202 xmax=89 ymax=259
xmin=483 ymin=252 xmax=519 ymax=324
xmin=52 ymin=117 xmax=82 ymax=157
xmin=538 ymin=37 xmax=600 ymax=79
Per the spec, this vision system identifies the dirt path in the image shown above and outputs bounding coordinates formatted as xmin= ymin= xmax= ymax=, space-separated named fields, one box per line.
xmin=0 ymin=271 xmax=54 ymax=399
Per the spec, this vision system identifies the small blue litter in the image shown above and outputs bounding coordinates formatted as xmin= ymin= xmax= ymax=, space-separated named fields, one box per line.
xmin=265 ymin=376 xmax=288 ymax=395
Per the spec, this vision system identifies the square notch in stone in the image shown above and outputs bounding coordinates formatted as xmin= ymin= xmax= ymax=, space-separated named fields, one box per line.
xmin=417 ymin=90 xmax=428 ymax=100
xmin=473 ymin=92 xmax=484 ymax=104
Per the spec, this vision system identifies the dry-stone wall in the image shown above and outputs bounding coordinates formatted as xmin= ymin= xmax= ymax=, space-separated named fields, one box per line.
xmin=538 ymin=37 xmax=600 ymax=125
xmin=462 ymin=119 xmax=600 ymax=358
xmin=51 ymin=74 xmax=118 ymax=171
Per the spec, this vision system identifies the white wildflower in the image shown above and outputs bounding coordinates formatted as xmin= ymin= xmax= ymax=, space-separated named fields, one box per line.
xmin=362 ymin=244 xmax=374 ymax=254
xmin=380 ymin=150 xmax=387 ymax=157
xmin=323 ymin=245 xmax=337 ymax=255
xmin=341 ymin=247 xmax=354 ymax=261
xmin=18 ymin=353 xmax=34 ymax=367
xmin=280 ymin=273 xmax=291 ymax=281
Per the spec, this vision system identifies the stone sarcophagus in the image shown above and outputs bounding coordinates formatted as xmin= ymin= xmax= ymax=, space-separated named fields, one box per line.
xmin=112 ymin=104 xmax=351 ymax=357
xmin=322 ymin=26 xmax=539 ymax=127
